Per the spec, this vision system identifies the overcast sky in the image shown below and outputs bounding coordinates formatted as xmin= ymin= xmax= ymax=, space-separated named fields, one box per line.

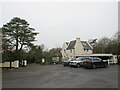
xmin=1 ymin=0 xmax=118 ymax=49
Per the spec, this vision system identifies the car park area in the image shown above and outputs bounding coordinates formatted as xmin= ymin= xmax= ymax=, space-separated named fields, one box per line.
xmin=64 ymin=57 xmax=109 ymax=69
xmin=2 ymin=64 xmax=118 ymax=88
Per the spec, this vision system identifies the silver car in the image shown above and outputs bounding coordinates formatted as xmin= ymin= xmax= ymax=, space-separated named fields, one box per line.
xmin=69 ymin=57 xmax=84 ymax=68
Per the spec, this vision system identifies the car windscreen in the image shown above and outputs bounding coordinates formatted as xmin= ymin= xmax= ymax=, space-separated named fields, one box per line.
xmin=76 ymin=58 xmax=83 ymax=61
xmin=68 ymin=58 xmax=76 ymax=61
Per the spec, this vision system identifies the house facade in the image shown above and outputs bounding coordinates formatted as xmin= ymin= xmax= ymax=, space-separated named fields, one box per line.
xmin=61 ymin=38 xmax=93 ymax=60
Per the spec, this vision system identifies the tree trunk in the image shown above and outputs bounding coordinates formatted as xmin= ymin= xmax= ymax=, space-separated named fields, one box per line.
xmin=19 ymin=43 xmax=23 ymax=51
xmin=9 ymin=51 xmax=12 ymax=69
xmin=10 ymin=60 xmax=12 ymax=69
xmin=16 ymin=38 xmax=19 ymax=51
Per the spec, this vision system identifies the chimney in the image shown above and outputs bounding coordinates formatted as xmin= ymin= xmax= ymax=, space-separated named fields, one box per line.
xmin=76 ymin=38 xmax=80 ymax=40
xmin=76 ymin=38 xmax=80 ymax=42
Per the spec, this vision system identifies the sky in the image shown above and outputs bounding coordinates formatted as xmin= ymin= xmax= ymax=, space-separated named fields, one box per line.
xmin=1 ymin=0 xmax=119 ymax=49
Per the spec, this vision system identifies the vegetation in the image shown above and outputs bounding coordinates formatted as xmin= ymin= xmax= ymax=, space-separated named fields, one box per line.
xmin=27 ymin=45 xmax=43 ymax=64
xmin=2 ymin=17 xmax=38 ymax=63
xmin=91 ymin=31 xmax=119 ymax=55
xmin=1 ymin=17 xmax=119 ymax=65
xmin=2 ymin=17 xmax=62 ymax=64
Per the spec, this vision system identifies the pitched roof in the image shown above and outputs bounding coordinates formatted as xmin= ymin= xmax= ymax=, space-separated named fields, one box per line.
xmin=67 ymin=40 xmax=76 ymax=49
xmin=65 ymin=42 xmax=69 ymax=45
xmin=81 ymin=41 xmax=92 ymax=50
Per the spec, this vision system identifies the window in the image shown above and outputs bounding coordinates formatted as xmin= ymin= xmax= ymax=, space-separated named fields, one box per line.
xmin=87 ymin=49 xmax=89 ymax=52
xmin=84 ymin=49 xmax=89 ymax=52
xmin=70 ymin=49 xmax=72 ymax=53
xmin=64 ymin=49 xmax=66 ymax=53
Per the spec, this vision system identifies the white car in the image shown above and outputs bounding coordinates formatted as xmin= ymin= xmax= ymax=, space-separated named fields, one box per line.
xmin=69 ymin=57 xmax=84 ymax=68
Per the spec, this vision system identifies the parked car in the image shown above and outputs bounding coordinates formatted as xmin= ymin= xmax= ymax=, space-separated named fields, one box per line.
xmin=118 ymin=55 xmax=120 ymax=65
xmin=63 ymin=58 xmax=76 ymax=66
xmin=83 ymin=57 xmax=108 ymax=69
xmin=69 ymin=57 xmax=87 ymax=68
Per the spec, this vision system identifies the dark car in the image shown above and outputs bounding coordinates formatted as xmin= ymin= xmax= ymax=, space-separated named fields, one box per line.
xmin=118 ymin=55 xmax=120 ymax=65
xmin=83 ymin=57 xmax=108 ymax=69
xmin=63 ymin=58 xmax=76 ymax=66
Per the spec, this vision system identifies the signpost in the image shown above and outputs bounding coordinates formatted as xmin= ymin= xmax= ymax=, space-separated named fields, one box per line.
xmin=42 ymin=58 xmax=45 ymax=65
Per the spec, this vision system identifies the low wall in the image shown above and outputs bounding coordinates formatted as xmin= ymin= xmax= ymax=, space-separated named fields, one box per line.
xmin=2 ymin=62 xmax=10 ymax=67
xmin=0 ymin=63 xmax=2 ymax=67
xmin=12 ymin=61 xmax=19 ymax=68
xmin=0 ymin=60 xmax=27 ymax=68
xmin=0 ymin=60 xmax=19 ymax=68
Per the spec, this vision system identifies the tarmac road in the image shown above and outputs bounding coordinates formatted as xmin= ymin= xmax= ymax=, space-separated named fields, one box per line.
xmin=2 ymin=64 xmax=118 ymax=88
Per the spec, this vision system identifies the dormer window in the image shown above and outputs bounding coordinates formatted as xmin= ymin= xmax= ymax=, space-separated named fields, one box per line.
xmin=84 ymin=49 xmax=89 ymax=52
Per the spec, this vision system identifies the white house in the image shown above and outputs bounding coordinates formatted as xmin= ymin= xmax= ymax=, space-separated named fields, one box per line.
xmin=61 ymin=42 xmax=69 ymax=60
xmin=61 ymin=38 xmax=93 ymax=60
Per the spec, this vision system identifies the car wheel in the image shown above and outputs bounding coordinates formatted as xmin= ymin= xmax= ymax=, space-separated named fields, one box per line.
xmin=76 ymin=64 xmax=80 ymax=68
xmin=64 ymin=65 xmax=66 ymax=66
xmin=104 ymin=63 xmax=108 ymax=68
xmin=92 ymin=64 xmax=96 ymax=69
xmin=84 ymin=67 xmax=88 ymax=69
